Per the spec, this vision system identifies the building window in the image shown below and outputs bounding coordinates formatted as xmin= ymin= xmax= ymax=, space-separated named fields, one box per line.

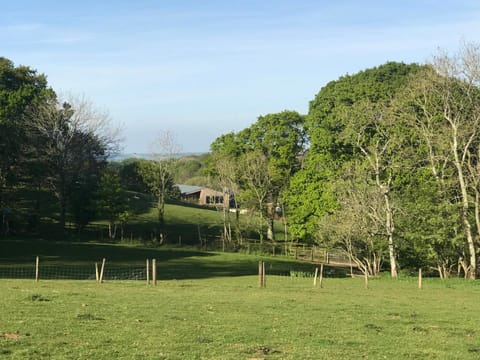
xmin=206 ymin=195 xmax=223 ymax=204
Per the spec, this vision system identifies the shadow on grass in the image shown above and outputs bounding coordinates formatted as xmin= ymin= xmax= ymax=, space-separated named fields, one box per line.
xmin=0 ymin=239 xmax=345 ymax=280
xmin=0 ymin=239 xmax=211 ymax=265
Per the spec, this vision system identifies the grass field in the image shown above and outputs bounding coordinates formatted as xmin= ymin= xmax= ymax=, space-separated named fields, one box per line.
xmin=1 ymin=240 xmax=480 ymax=359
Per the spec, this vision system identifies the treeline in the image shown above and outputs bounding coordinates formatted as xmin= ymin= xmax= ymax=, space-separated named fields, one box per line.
xmin=0 ymin=57 xmax=204 ymax=242
xmin=0 ymin=58 xmax=207 ymax=243
xmin=207 ymin=43 xmax=480 ymax=279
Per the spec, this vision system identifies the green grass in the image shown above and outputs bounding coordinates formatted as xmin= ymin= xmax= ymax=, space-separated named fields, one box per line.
xmin=1 ymin=276 xmax=480 ymax=359
xmin=10 ymin=185 xmax=289 ymax=248
xmin=1 ymin=241 xmax=480 ymax=359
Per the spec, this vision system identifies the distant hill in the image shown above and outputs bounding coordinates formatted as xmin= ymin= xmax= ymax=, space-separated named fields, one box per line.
xmin=109 ymin=152 xmax=207 ymax=162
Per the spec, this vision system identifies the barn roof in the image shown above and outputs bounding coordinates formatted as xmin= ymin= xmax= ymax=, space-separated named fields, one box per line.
xmin=176 ymin=184 xmax=203 ymax=195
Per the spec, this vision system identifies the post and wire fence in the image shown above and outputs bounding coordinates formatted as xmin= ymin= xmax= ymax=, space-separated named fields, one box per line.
xmin=0 ymin=256 xmax=158 ymax=283
xmin=0 ymin=256 xmax=427 ymax=290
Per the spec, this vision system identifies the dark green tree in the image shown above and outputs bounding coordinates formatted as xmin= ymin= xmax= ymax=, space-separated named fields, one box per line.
xmin=0 ymin=57 xmax=53 ymax=231
xmin=33 ymin=98 xmax=118 ymax=231
xmin=95 ymin=169 xmax=128 ymax=239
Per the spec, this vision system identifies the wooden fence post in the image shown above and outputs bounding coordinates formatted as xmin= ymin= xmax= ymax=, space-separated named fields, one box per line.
xmin=418 ymin=268 xmax=422 ymax=289
xmin=258 ymin=261 xmax=263 ymax=287
xmin=95 ymin=262 xmax=99 ymax=282
xmin=258 ymin=261 xmax=266 ymax=288
xmin=262 ymin=261 xmax=266 ymax=288
xmin=152 ymin=259 xmax=157 ymax=286
xmin=35 ymin=256 xmax=39 ymax=283
xmin=313 ymin=267 xmax=319 ymax=287
xmin=99 ymin=258 xmax=106 ymax=283
xmin=319 ymin=263 xmax=324 ymax=288
xmin=146 ymin=259 xmax=150 ymax=285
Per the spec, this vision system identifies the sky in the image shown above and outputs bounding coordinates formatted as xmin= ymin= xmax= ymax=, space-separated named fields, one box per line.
xmin=2 ymin=0 xmax=480 ymax=154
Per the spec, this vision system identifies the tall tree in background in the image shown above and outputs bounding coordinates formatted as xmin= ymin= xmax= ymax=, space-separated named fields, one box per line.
xmin=340 ymin=102 xmax=401 ymax=277
xmin=404 ymin=43 xmax=480 ymax=278
xmin=243 ymin=111 xmax=306 ymax=241
xmin=95 ymin=169 xmax=128 ymax=239
xmin=0 ymin=57 xmax=53 ymax=230
xmin=240 ymin=150 xmax=273 ymax=243
xmin=208 ymin=133 xmax=244 ymax=246
xmin=139 ymin=131 xmax=181 ymax=229
xmin=209 ymin=111 xmax=305 ymax=242
xmin=33 ymin=97 xmax=121 ymax=230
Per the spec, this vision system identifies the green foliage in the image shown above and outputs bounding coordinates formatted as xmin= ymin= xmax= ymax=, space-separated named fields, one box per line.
xmin=137 ymin=159 xmax=175 ymax=225
xmin=112 ymin=159 xmax=149 ymax=193
xmin=0 ymin=57 xmax=54 ymax=215
xmin=0 ymin=57 xmax=117 ymax=235
xmin=287 ymin=62 xmax=426 ymax=243
xmin=174 ymin=154 xmax=210 ymax=184
xmin=209 ymin=110 xmax=306 ymax=242
xmin=95 ymin=169 xmax=128 ymax=238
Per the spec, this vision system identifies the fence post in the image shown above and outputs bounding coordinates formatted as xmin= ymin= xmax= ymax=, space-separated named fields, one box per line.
xmin=146 ymin=259 xmax=150 ymax=285
xmin=314 ymin=267 xmax=319 ymax=287
xmin=258 ymin=261 xmax=263 ymax=287
xmin=319 ymin=263 xmax=324 ymax=288
xmin=35 ymin=256 xmax=39 ymax=282
xmin=152 ymin=259 xmax=157 ymax=286
xmin=95 ymin=262 xmax=99 ymax=282
xmin=418 ymin=268 xmax=422 ymax=289
xmin=99 ymin=258 xmax=106 ymax=283
xmin=258 ymin=261 xmax=266 ymax=288
xmin=262 ymin=261 xmax=266 ymax=288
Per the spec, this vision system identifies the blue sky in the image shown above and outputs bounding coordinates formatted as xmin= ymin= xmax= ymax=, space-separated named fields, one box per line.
xmin=2 ymin=0 xmax=480 ymax=153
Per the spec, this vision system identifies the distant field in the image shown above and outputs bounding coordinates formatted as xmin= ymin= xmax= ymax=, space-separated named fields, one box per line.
xmin=1 ymin=276 xmax=480 ymax=359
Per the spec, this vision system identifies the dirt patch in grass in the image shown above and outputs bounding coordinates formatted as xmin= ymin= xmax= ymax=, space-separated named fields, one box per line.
xmin=0 ymin=332 xmax=21 ymax=340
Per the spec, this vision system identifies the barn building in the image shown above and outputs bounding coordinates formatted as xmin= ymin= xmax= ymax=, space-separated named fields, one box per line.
xmin=176 ymin=185 xmax=231 ymax=207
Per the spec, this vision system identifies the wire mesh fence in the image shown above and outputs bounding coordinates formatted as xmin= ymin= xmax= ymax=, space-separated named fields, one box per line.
xmin=0 ymin=264 xmax=147 ymax=281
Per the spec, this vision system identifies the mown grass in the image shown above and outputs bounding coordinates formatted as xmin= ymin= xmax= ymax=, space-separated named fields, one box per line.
xmin=1 ymin=276 xmax=480 ymax=359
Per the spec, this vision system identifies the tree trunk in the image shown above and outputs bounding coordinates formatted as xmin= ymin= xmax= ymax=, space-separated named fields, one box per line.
xmin=108 ymin=221 xmax=117 ymax=239
xmin=267 ymin=217 xmax=274 ymax=241
xmin=384 ymin=193 xmax=397 ymax=278
xmin=157 ymin=195 xmax=165 ymax=225
xmin=452 ymin=136 xmax=476 ymax=279
xmin=59 ymin=193 xmax=66 ymax=230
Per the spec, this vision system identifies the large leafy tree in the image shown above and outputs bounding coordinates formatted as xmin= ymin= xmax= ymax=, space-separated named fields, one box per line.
xmin=0 ymin=57 xmax=53 ymax=221
xmin=287 ymin=62 xmax=425 ymax=245
xmin=209 ymin=110 xmax=306 ymax=242
xmin=33 ymin=98 xmax=119 ymax=230
xmin=401 ymin=43 xmax=480 ymax=278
